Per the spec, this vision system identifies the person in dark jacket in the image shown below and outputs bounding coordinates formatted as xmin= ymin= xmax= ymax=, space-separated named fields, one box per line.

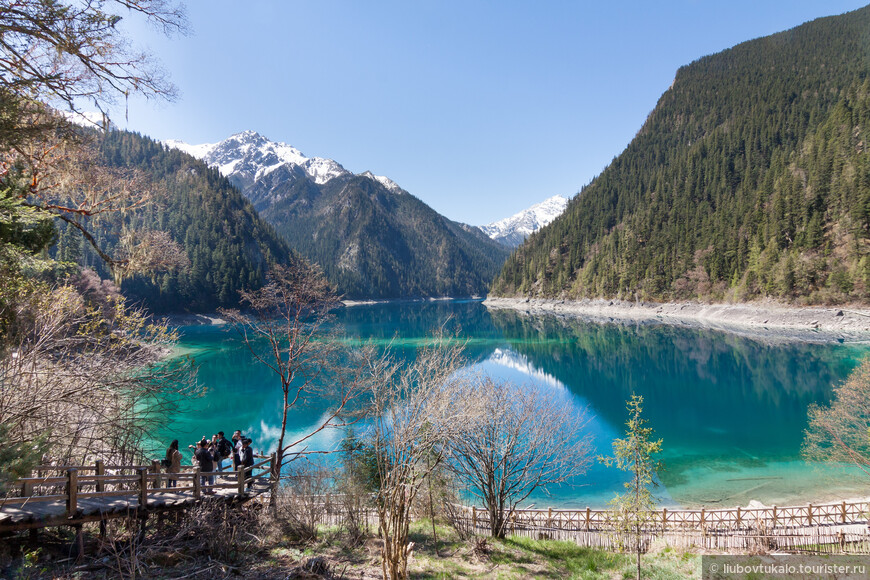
xmin=215 ymin=431 xmax=232 ymax=472
xmin=194 ymin=439 xmax=215 ymax=493
xmin=240 ymin=438 xmax=255 ymax=490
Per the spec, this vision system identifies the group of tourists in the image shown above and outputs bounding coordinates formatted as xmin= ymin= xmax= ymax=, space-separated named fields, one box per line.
xmin=162 ymin=430 xmax=255 ymax=493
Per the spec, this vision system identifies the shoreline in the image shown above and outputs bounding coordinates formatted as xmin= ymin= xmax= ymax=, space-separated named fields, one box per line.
xmin=158 ymin=312 xmax=228 ymax=326
xmin=342 ymin=295 xmax=484 ymax=307
xmin=484 ymin=296 xmax=870 ymax=343
xmin=157 ymin=297 xmax=487 ymax=323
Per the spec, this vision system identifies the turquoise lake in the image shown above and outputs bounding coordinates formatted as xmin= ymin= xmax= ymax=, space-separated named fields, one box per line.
xmin=162 ymin=300 xmax=869 ymax=509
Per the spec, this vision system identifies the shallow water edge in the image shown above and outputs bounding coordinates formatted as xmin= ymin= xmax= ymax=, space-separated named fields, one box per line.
xmin=485 ymin=296 xmax=870 ymax=344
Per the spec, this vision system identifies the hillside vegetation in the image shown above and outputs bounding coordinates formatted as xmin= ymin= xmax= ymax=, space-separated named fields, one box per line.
xmin=260 ymin=173 xmax=509 ymax=299
xmin=492 ymin=5 xmax=870 ymax=305
xmin=53 ymin=130 xmax=293 ymax=312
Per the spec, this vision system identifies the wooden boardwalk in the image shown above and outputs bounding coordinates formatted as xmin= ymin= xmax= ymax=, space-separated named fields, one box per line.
xmin=0 ymin=455 xmax=277 ymax=533
xmin=8 ymin=458 xmax=868 ymax=555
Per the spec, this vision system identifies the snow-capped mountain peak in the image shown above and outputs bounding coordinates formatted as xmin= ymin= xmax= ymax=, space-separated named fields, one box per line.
xmin=360 ymin=171 xmax=405 ymax=194
xmin=164 ymin=131 xmax=349 ymax=186
xmin=481 ymin=195 xmax=569 ymax=247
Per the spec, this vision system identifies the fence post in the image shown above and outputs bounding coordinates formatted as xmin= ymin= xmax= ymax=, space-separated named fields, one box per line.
xmin=472 ymin=506 xmax=477 ymax=530
xmin=95 ymin=459 xmax=107 ymax=540
xmin=842 ymin=501 xmax=847 ymax=524
xmin=66 ymin=468 xmax=78 ymax=517
xmin=193 ymin=467 xmax=201 ymax=500
xmin=138 ymin=468 xmax=148 ymax=509
xmin=238 ymin=465 xmax=246 ymax=495
xmin=736 ymin=507 xmax=742 ymax=529
xmin=21 ymin=469 xmax=33 ymax=497
xmin=585 ymin=507 xmax=591 ymax=531
xmin=151 ymin=459 xmax=163 ymax=489
xmin=662 ymin=508 xmax=667 ymax=532
xmin=548 ymin=507 xmax=553 ymax=528
xmin=700 ymin=508 xmax=706 ymax=533
xmin=808 ymin=504 xmax=813 ymax=526
xmin=95 ymin=460 xmax=105 ymax=493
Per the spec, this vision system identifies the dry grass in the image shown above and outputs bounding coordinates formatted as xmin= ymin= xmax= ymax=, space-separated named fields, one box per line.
xmin=0 ymin=508 xmax=703 ymax=580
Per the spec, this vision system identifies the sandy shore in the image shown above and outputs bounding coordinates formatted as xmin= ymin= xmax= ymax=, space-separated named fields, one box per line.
xmin=484 ymin=296 xmax=870 ymax=343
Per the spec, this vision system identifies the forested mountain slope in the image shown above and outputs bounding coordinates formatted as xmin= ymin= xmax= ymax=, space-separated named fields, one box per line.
xmin=262 ymin=172 xmax=509 ymax=299
xmin=53 ymin=130 xmax=292 ymax=313
xmin=492 ymin=5 xmax=870 ymax=305
xmin=168 ymin=131 xmax=509 ymax=299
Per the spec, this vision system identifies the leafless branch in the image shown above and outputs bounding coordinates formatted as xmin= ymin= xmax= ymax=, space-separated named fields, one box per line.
xmin=443 ymin=377 xmax=593 ymax=538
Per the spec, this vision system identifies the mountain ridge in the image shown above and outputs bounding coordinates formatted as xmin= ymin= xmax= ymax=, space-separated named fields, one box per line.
xmin=165 ymin=131 xmax=397 ymax=202
xmin=166 ymin=131 xmax=509 ymax=299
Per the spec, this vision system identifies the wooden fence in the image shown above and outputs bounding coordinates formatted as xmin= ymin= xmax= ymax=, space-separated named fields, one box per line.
xmin=0 ymin=454 xmax=278 ymax=533
xmin=445 ymin=502 xmax=870 ymax=553
xmin=6 ymin=460 xmax=870 ymax=555
xmin=278 ymin=497 xmax=870 ymax=554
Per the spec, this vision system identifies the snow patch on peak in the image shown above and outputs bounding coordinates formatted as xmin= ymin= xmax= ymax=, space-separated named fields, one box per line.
xmin=60 ymin=110 xmax=114 ymax=131
xmin=164 ymin=131 xmax=410 ymax=201
xmin=164 ymin=132 xmax=349 ymax=185
xmin=164 ymin=139 xmax=218 ymax=160
xmin=481 ymin=195 xmax=569 ymax=247
xmin=361 ymin=171 xmax=404 ymax=194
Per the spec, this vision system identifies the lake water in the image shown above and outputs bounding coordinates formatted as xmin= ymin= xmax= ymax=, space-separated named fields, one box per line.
xmin=163 ymin=300 xmax=869 ymax=509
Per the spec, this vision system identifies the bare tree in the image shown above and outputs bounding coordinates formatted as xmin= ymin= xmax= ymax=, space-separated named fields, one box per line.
xmin=803 ymin=357 xmax=870 ymax=476
xmin=0 ymin=0 xmax=186 ymax=111
xmin=0 ymin=280 xmax=197 ymax=467
xmin=0 ymin=0 xmax=195 ymax=476
xmin=0 ymin=0 xmax=189 ymax=277
xmin=5 ymin=131 xmax=188 ymax=278
xmin=367 ymin=338 xmax=466 ymax=580
xmin=445 ymin=376 xmax=593 ymax=538
xmin=220 ymin=258 xmax=371 ymax=476
xmin=0 ymin=0 xmax=186 ymax=176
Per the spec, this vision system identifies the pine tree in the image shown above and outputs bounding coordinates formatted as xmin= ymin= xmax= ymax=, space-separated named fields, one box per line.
xmin=600 ymin=395 xmax=663 ymax=580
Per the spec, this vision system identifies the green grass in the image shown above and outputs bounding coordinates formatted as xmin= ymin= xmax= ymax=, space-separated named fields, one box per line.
xmin=499 ymin=536 xmax=627 ymax=578
xmin=402 ymin=521 xmax=701 ymax=579
xmin=263 ymin=518 xmax=701 ymax=579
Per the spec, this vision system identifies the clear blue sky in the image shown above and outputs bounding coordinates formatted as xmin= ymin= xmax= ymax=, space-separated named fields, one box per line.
xmin=117 ymin=1 xmax=870 ymax=225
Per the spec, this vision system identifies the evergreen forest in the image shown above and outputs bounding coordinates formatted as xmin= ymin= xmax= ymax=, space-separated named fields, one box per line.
xmin=258 ymin=173 xmax=510 ymax=299
xmin=491 ymin=5 xmax=870 ymax=305
xmin=52 ymin=130 xmax=293 ymax=312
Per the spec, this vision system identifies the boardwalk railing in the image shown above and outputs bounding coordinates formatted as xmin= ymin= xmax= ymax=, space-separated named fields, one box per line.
xmin=0 ymin=453 xmax=278 ymax=531
xmin=246 ymin=493 xmax=870 ymax=553
xmin=457 ymin=501 xmax=870 ymax=533
xmin=6 ymin=460 xmax=870 ymax=555
xmin=446 ymin=502 xmax=870 ymax=552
